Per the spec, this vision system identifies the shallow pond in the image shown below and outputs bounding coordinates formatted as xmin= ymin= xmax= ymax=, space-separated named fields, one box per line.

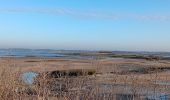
xmin=22 ymin=72 xmax=38 ymax=85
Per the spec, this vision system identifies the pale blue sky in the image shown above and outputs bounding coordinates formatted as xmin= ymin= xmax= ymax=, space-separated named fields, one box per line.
xmin=0 ymin=0 xmax=170 ymax=51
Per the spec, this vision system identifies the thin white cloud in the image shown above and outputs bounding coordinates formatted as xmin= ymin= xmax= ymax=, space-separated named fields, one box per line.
xmin=0 ymin=7 xmax=169 ymax=21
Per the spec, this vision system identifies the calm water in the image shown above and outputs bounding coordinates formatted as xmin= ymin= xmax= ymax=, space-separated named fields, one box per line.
xmin=22 ymin=72 xmax=38 ymax=84
xmin=0 ymin=49 xmax=170 ymax=59
xmin=0 ymin=49 xmax=97 ymax=59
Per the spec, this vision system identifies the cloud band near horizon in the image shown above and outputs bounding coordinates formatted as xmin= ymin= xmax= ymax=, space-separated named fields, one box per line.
xmin=0 ymin=7 xmax=170 ymax=21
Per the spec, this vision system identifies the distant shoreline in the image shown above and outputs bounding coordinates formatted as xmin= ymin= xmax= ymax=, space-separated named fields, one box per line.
xmin=0 ymin=49 xmax=170 ymax=60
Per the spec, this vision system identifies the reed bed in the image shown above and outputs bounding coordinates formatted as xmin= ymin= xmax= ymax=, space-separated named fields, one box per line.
xmin=0 ymin=58 xmax=170 ymax=100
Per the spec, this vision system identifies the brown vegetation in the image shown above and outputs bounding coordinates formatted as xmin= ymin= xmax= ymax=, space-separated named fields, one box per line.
xmin=0 ymin=58 xmax=170 ymax=100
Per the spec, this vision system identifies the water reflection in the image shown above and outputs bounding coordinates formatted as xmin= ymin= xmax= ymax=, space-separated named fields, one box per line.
xmin=21 ymin=72 xmax=170 ymax=100
xmin=22 ymin=72 xmax=38 ymax=85
xmin=99 ymin=83 xmax=170 ymax=100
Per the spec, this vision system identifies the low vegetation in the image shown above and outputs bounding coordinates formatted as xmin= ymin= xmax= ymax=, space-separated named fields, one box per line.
xmin=0 ymin=58 xmax=170 ymax=100
xmin=65 ymin=52 xmax=162 ymax=61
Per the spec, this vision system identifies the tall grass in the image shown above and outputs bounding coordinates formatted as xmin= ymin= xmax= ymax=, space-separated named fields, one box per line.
xmin=0 ymin=58 xmax=170 ymax=100
xmin=0 ymin=60 xmax=20 ymax=100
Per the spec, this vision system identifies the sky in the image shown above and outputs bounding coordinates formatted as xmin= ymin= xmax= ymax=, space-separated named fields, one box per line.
xmin=0 ymin=0 xmax=170 ymax=51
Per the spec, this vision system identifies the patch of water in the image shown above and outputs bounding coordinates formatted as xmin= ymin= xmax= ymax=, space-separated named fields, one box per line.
xmin=22 ymin=72 xmax=38 ymax=85
xmin=155 ymin=81 xmax=170 ymax=86
xmin=99 ymin=83 xmax=170 ymax=100
xmin=144 ymin=93 xmax=170 ymax=100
